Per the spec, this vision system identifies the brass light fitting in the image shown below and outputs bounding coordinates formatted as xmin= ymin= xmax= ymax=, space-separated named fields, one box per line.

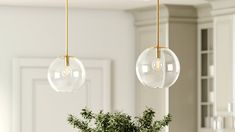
xmin=65 ymin=0 xmax=70 ymax=66
xmin=47 ymin=0 xmax=86 ymax=92
xmin=156 ymin=0 xmax=161 ymax=59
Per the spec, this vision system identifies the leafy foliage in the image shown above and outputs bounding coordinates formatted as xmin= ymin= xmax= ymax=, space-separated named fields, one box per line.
xmin=68 ymin=108 xmax=171 ymax=132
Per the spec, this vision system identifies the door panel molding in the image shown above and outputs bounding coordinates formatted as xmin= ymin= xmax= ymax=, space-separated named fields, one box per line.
xmin=12 ymin=58 xmax=111 ymax=132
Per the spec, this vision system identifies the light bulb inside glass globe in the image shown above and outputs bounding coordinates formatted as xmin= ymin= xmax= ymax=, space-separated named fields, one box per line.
xmin=48 ymin=56 xmax=86 ymax=92
xmin=62 ymin=66 xmax=72 ymax=77
xmin=152 ymin=58 xmax=162 ymax=71
xmin=136 ymin=47 xmax=180 ymax=89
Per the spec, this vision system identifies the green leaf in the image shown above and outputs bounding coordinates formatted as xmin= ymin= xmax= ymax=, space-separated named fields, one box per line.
xmin=68 ymin=107 xmax=172 ymax=132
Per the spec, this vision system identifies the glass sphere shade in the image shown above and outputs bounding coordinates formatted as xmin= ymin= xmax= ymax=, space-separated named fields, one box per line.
xmin=136 ymin=47 xmax=180 ymax=89
xmin=48 ymin=57 xmax=86 ymax=92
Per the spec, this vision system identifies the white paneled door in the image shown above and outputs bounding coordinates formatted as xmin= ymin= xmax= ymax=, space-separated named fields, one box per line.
xmin=12 ymin=58 xmax=111 ymax=132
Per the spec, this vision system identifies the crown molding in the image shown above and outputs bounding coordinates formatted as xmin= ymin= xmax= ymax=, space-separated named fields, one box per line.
xmin=207 ymin=0 xmax=235 ymax=16
xmin=129 ymin=5 xmax=197 ymax=27
xmin=196 ymin=3 xmax=213 ymax=24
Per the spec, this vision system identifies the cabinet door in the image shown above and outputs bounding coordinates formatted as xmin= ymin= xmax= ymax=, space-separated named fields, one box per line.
xmin=214 ymin=16 xmax=234 ymax=115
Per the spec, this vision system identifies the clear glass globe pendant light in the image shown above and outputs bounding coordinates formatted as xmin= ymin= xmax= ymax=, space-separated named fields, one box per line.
xmin=136 ymin=0 xmax=180 ymax=89
xmin=47 ymin=0 xmax=86 ymax=92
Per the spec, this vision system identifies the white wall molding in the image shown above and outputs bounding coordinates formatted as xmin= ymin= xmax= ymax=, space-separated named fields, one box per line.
xmin=12 ymin=57 xmax=111 ymax=132
xmin=207 ymin=0 xmax=235 ymax=16
xmin=212 ymin=7 xmax=235 ymax=16
xmin=130 ymin=5 xmax=197 ymax=27
xmin=196 ymin=4 xmax=213 ymax=24
xmin=129 ymin=6 xmax=168 ymax=26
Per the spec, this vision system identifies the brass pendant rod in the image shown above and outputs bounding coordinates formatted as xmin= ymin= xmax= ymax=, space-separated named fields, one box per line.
xmin=157 ymin=0 xmax=160 ymax=48
xmin=66 ymin=0 xmax=69 ymax=57
xmin=65 ymin=0 xmax=69 ymax=66
xmin=156 ymin=0 xmax=161 ymax=59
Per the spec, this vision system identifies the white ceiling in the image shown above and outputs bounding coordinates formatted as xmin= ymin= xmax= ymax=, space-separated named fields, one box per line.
xmin=0 ymin=0 xmax=208 ymax=10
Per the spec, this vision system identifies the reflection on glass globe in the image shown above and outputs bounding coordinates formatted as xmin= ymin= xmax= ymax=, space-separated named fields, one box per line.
xmin=48 ymin=56 xmax=86 ymax=92
xmin=136 ymin=47 xmax=180 ymax=89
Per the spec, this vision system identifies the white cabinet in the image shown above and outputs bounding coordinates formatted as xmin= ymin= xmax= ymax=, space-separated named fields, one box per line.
xmin=198 ymin=24 xmax=215 ymax=131
xmin=198 ymin=2 xmax=235 ymax=131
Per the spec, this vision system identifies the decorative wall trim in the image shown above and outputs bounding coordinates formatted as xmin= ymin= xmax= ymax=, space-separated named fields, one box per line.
xmin=208 ymin=0 xmax=235 ymax=16
xmin=130 ymin=5 xmax=197 ymax=27
xmin=12 ymin=58 xmax=111 ymax=132
xmin=196 ymin=3 xmax=213 ymax=24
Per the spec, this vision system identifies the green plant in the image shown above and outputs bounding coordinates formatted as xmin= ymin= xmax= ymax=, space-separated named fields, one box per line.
xmin=68 ymin=108 xmax=171 ymax=132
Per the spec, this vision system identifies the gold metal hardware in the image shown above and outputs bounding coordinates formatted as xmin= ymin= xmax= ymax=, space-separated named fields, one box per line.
xmin=65 ymin=0 xmax=69 ymax=66
xmin=156 ymin=0 xmax=161 ymax=59
xmin=65 ymin=55 xmax=70 ymax=66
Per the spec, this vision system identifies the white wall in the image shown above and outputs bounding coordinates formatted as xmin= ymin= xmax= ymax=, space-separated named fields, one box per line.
xmin=0 ymin=7 xmax=136 ymax=132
